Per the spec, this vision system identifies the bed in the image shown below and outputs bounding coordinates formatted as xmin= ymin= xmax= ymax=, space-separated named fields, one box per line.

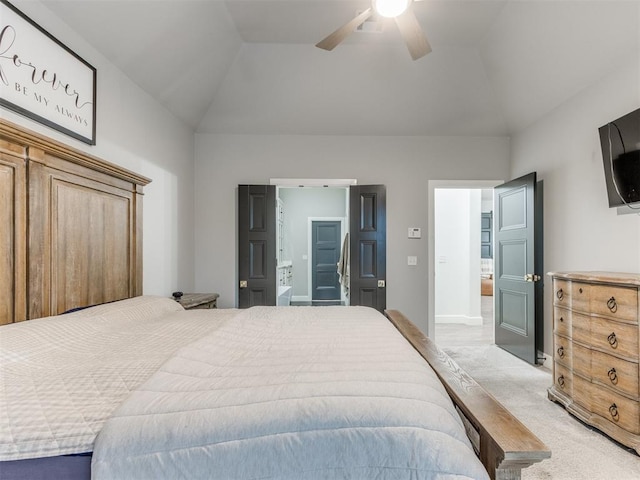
xmin=1 ymin=120 xmax=548 ymax=479
xmin=0 ymin=297 xmax=238 ymax=478
xmin=1 ymin=298 xmax=549 ymax=480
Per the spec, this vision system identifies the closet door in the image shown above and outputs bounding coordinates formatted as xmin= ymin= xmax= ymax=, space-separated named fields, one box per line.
xmin=27 ymin=149 xmax=139 ymax=318
xmin=0 ymin=143 xmax=27 ymax=324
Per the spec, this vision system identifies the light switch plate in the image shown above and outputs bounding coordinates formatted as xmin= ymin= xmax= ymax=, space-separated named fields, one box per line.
xmin=407 ymin=256 xmax=418 ymax=266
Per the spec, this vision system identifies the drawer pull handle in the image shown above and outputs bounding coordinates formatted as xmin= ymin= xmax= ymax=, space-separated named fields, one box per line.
xmin=559 ymin=316 xmax=564 ymax=323
xmin=558 ymin=375 xmax=565 ymax=388
xmin=556 ymin=288 xmax=564 ymax=300
xmin=579 ymin=287 xmax=583 ymax=294
xmin=557 ymin=346 xmax=565 ymax=358
xmin=607 ymin=368 xmax=618 ymax=384
xmin=607 ymin=332 xmax=618 ymax=348
xmin=606 ymin=296 xmax=618 ymax=313
xmin=609 ymin=403 xmax=619 ymax=421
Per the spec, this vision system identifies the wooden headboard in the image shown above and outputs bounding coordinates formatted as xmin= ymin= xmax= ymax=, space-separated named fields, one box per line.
xmin=0 ymin=119 xmax=151 ymax=324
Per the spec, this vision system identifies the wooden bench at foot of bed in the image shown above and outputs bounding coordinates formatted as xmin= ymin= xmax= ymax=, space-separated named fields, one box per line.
xmin=385 ymin=310 xmax=550 ymax=480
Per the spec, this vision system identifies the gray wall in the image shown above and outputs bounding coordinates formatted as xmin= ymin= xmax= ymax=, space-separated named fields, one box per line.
xmin=510 ymin=63 xmax=640 ymax=359
xmin=8 ymin=0 xmax=197 ymax=298
xmin=279 ymin=188 xmax=347 ymax=298
xmin=194 ymin=134 xmax=510 ymax=334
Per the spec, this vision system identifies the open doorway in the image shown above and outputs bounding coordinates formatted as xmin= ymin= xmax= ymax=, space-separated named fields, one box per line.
xmin=427 ymin=180 xmax=502 ymax=346
xmin=275 ymin=185 xmax=349 ymax=306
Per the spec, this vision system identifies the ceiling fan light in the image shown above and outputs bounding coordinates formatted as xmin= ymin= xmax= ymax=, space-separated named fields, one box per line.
xmin=375 ymin=0 xmax=410 ymax=18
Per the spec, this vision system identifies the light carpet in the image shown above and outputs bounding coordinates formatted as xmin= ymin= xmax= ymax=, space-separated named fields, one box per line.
xmin=442 ymin=345 xmax=640 ymax=480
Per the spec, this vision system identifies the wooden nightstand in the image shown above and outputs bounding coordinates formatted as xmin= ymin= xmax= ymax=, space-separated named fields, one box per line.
xmin=176 ymin=293 xmax=219 ymax=310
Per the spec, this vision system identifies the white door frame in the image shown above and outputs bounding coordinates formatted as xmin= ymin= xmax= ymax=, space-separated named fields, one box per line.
xmin=427 ymin=180 xmax=503 ymax=339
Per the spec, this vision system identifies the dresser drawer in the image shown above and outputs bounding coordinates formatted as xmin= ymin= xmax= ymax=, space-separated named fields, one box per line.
xmin=554 ymin=334 xmax=572 ymax=368
xmin=571 ymin=282 xmax=591 ymax=313
xmin=554 ymin=307 xmax=572 ymax=337
xmin=573 ymin=343 xmax=591 ymax=379
xmin=573 ymin=374 xmax=591 ymax=410
xmin=554 ymin=362 xmax=572 ymax=397
xmin=591 ymin=349 xmax=639 ymax=398
xmin=571 ymin=311 xmax=590 ymax=345
xmin=590 ymin=284 xmax=639 ymax=323
xmin=553 ymin=279 xmax=571 ymax=308
xmin=590 ymin=317 xmax=639 ymax=361
xmin=589 ymin=382 xmax=640 ymax=434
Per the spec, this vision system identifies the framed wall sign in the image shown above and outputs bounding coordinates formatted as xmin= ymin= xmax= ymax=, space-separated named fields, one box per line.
xmin=0 ymin=0 xmax=96 ymax=144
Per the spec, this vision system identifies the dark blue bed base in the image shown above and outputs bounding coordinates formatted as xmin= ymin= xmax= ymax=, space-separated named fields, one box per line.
xmin=0 ymin=453 xmax=91 ymax=480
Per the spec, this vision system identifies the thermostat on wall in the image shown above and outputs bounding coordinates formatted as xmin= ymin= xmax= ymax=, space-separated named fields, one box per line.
xmin=408 ymin=227 xmax=421 ymax=239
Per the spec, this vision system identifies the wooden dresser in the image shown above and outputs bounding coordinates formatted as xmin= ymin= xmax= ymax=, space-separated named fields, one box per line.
xmin=548 ymin=271 xmax=640 ymax=453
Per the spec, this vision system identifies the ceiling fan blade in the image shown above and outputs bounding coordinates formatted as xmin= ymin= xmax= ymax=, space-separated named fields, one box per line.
xmin=316 ymin=7 xmax=373 ymax=51
xmin=394 ymin=9 xmax=431 ymax=60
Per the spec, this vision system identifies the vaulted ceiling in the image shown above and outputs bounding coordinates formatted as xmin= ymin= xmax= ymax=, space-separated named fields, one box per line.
xmin=41 ymin=0 xmax=640 ymax=136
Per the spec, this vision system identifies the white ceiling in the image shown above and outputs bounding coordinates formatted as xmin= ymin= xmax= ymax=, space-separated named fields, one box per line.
xmin=41 ymin=0 xmax=640 ymax=135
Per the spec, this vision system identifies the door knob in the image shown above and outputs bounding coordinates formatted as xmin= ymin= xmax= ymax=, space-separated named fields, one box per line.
xmin=239 ymin=280 xmax=248 ymax=288
xmin=524 ymin=274 xmax=541 ymax=282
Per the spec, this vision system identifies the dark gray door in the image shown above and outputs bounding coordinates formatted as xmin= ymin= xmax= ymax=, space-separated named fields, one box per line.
xmin=349 ymin=185 xmax=386 ymax=312
xmin=238 ymin=185 xmax=276 ymax=308
xmin=494 ymin=172 xmax=543 ymax=364
xmin=481 ymin=212 xmax=493 ymax=259
xmin=312 ymin=221 xmax=341 ymax=301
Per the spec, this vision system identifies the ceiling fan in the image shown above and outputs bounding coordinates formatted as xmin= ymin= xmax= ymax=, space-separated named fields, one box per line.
xmin=316 ymin=0 xmax=431 ymax=60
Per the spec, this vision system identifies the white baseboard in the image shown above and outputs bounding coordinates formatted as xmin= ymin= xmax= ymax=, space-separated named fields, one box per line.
xmin=435 ymin=315 xmax=483 ymax=326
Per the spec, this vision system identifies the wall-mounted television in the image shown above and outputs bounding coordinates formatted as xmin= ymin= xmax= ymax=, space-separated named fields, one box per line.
xmin=598 ymin=108 xmax=640 ymax=209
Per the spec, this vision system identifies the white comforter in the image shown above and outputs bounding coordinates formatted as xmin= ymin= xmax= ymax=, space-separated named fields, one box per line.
xmin=0 ymin=296 xmax=236 ymax=461
xmin=92 ymin=306 xmax=489 ymax=479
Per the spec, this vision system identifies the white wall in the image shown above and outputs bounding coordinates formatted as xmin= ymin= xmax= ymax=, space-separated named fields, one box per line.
xmin=6 ymin=1 xmax=196 ymax=296
xmin=510 ymin=63 xmax=640 ymax=356
xmin=481 ymin=190 xmax=494 ymax=213
xmin=434 ymin=189 xmax=482 ymax=325
xmin=194 ymin=134 xmax=509 ymax=333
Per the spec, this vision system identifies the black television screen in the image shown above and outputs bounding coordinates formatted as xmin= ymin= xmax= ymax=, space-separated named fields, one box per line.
xmin=599 ymin=108 xmax=640 ymax=208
